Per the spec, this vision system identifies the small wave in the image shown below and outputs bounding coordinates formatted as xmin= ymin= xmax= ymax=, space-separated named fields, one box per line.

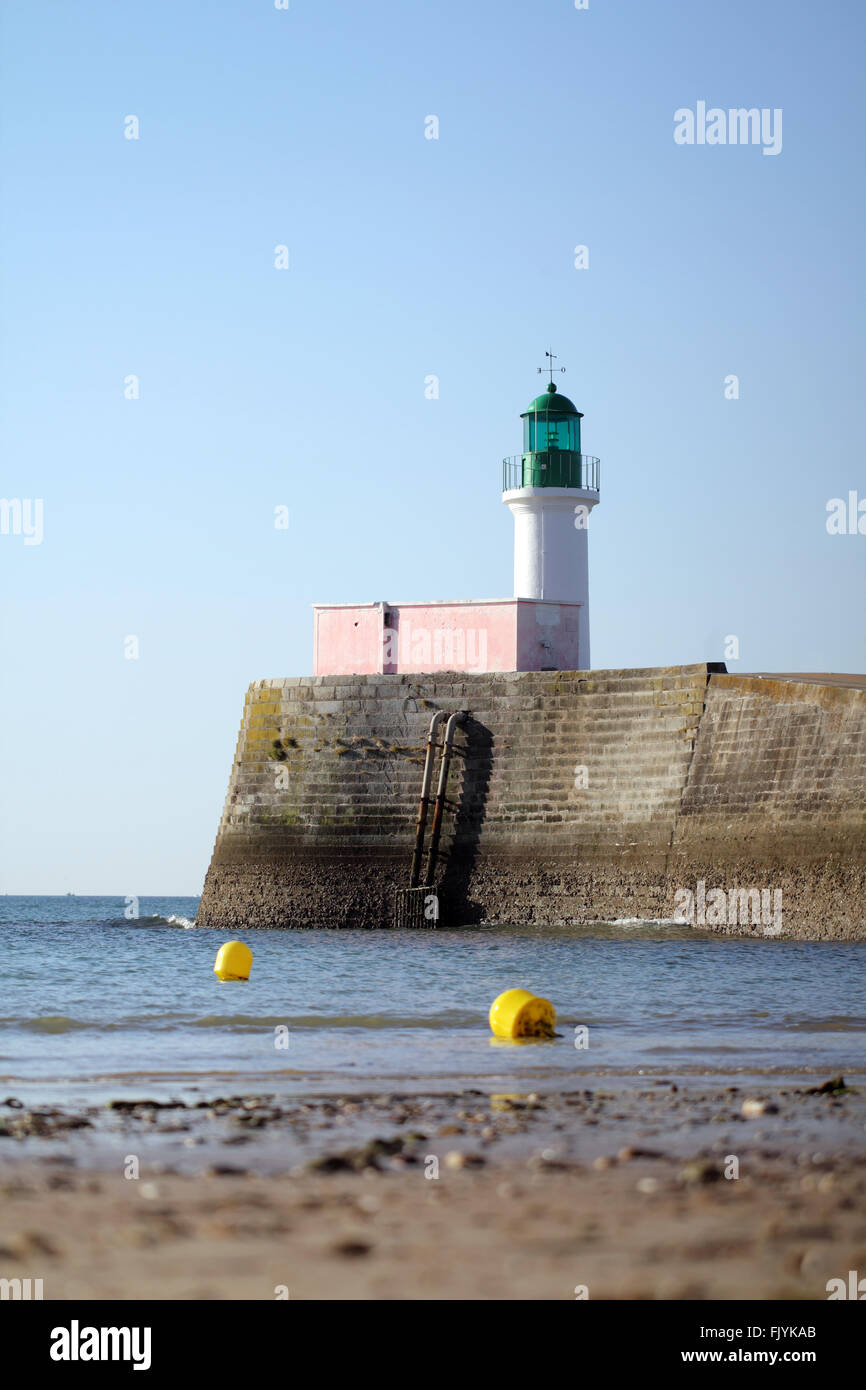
xmin=1 ymin=1010 xmax=481 ymax=1035
xmin=95 ymin=914 xmax=197 ymax=929
xmin=189 ymin=1011 xmax=478 ymax=1031
xmin=19 ymin=1016 xmax=91 ymax=1034
xmin=782 ymin=1016 xmax=866 ymax=1033
xmin=610 ymin=917 xmax=680 ymax=927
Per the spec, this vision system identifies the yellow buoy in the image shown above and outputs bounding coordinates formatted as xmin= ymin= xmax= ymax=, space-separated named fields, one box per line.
xmin=489 ymin=988 xmax=556 ymax=1039
xmin=214 ymin=940 xmax=253 ymax=981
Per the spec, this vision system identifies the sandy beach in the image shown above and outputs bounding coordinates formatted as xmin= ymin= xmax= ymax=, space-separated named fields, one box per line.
xmin=2 ymin=1079 xmax=864 ymax=1300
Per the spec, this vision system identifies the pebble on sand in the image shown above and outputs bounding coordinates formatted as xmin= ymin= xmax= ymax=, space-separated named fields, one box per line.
xmin=742 ymin=1098 xmax=779 ymax=1118
xmin=444 ymin=1151 xmax=484 ymax=1170
xmin=636 ymin=1177 xmax=659 ymax=1194
xmin=679 ymin=1160 xmax=722 ymax=1185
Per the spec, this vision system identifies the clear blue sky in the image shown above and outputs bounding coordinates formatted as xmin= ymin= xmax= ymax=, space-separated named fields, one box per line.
xmin=1 ymin=0 xmax=864 ymax=893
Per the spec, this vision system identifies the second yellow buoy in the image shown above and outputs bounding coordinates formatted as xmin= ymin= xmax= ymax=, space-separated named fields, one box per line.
xmin=489 ymin=988 xmax=556 ymax=1039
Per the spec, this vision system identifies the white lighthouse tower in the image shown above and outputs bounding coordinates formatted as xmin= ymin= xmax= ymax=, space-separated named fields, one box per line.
xmin=501 ymin=353 xmax=600 ymax=667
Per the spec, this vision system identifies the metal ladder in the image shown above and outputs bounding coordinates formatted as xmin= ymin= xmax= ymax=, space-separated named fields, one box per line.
xmin=394 ymin=710 xmax=466 ymax=928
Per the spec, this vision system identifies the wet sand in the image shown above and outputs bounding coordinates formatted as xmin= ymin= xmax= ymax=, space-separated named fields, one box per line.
xmin=1 ymin=1080 xmax=864 ymax=1300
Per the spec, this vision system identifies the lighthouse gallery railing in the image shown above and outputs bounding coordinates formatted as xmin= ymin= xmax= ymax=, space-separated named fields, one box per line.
xmin=502 ymin=453 xmax=600 ymax=492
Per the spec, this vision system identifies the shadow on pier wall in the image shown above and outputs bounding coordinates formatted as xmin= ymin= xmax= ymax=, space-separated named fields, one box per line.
xmin=436 ymin=716 xmax=494 ymax=925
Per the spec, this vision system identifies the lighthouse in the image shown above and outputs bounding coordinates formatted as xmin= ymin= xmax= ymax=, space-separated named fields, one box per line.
xmin=502 ymin=354 xmax=600 ymax=668
xmin=313 ymin=355 xmax=600 ymax=676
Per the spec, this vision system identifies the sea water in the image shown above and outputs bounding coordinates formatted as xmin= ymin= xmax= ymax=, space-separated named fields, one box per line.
xmin=0 ymin=896 xmax=863 ymax=1104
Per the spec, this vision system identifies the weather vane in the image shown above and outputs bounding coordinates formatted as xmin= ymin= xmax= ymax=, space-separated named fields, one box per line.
xmin=538 ymin=349 xmax=566 ymax=386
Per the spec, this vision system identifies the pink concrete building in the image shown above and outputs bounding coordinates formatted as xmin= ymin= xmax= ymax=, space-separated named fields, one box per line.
xmin=313 ymin=599 xmax=582 ymax=676
xmin=313 ymin=372 xmax=600 ymax=677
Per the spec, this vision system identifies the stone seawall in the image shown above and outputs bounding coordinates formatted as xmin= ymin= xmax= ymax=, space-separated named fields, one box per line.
xmin=669 ymin=674 xmax=866 ymax=938
xmin=197 ymin=665 xmax=866 ymax=938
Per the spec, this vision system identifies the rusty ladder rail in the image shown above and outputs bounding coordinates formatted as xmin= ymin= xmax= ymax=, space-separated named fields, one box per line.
xmin=409 ymin=710 xmax=446 ymax=888
xmin=424 ymin=711 xmax=466 ymax=886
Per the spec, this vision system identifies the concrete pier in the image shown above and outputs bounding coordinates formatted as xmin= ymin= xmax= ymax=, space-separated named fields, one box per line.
xmin=197 ymin=665 xmax=866 ymax=937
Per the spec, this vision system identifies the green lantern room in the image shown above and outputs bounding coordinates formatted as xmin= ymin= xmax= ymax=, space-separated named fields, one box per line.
xmin=500 ymin=381 xmax=600 ymax=491
xmin=520 ymin=382 xmax=584 ymax=487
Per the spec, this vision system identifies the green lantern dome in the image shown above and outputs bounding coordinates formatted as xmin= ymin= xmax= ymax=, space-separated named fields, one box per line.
xmin=522 ymin=382 xmax=583 ymax=418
